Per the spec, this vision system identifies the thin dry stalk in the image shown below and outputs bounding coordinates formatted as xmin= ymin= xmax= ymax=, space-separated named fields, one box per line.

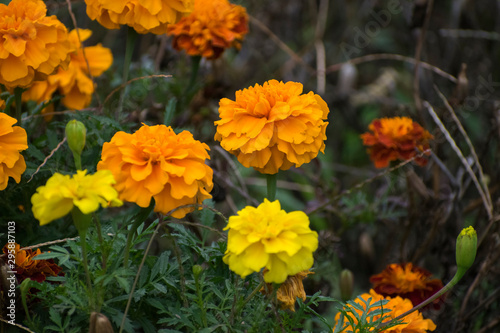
xmin=248 ymin=15 xmax=315 ymax=74
xmin=324 ymin=53 xmax=457 ymax=83
xmin=27 ymin=137 xmax=67 ymax=183
xmin=305 ymin=149 xmax=431 ymax=215
xmin=213 ymin=146 xmax=254 ymax=205
xmin=313 ymin=0 xmax=328 ymax=94
xmin=424 ymin=101 xmax=493 ymax=220
xmin=64 ymin=0 xmax=101 ymax=106
xmin=20 ymin=236 xmax=80 ymax=251
xmin=103 ymin=74 xmax=173 ymax=107
xmin=413 ymin=0 xmax=435 ymax=120
xmin=433 ymin=85 xmax=493 ymax=211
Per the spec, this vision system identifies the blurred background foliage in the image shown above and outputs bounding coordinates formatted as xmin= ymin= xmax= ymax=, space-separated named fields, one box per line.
xmin=1 ymin=0 xmax=500 ymax=332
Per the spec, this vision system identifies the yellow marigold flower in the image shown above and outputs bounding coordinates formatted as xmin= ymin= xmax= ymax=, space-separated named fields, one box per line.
xmin=0 ymin=113 xmax=28 ymax=190
xmin=261 ymin=270 xmax=313 ymax=311
xmin=370 ymin=263 xmax=444 ymax=308
xmin=223 ymin=199 xmax=318 ymax=283
xmin=360 ymin=117 xmax=433 ymax=168
xmin=31 ymin=170 xmax=123 ymax=226
xmin=215 ymin=80 xmax=329 ymax=174
xmin=23 ymin=29 xmax=113 ymax=114
xmin=333 ymin=289 xmax=436 ymax=333
xmin=0 ymin=0 xmax=72 ymax=88
xmin=85 ymin=0 xmax=194 ymax=34
xmin=166 ymin=0 xmax=249 ymax=59
xmin=97 ymin=124 xmax=213 ymax=218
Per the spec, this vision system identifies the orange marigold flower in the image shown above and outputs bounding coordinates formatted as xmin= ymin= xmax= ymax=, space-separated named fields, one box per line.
xmin=370 ymin=263 xmax=444 ymax=308
xmin=97 ymin=124 xmax=213 ymax=218
xmin=0 ymin=0 xmax=72 ymax=88
xmin=0 ymin=113 xmax=28 ymax=191
xmin=166 ymin=0 xmax=248 ymax=60
xmin=2 ymin=243 xmax=63 ymax=283
xmin=333 ymin=289 xmax=436 ymax=333
xmin=360 ymin=117 xmax=433 ymax=168
xmin=261 ymin=270 xmax=313 ymax=312
xmin=85 ymin=0 xmax=193 ymax=34
xmin=214 ymin=80 xmax=329 ymax=174
xmin=23 ymin=29 xmax=113 ymax=114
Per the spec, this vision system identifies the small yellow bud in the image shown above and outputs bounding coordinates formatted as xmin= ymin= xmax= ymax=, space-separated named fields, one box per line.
xmin=339 ymin=269 xmax=354 ymax=301
xmin=456 ymin=226 xmax=477 ymax=272
xmin=65 ymin=120 xmax=86 ymax=156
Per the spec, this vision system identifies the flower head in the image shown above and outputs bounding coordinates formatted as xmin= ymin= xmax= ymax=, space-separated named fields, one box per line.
xmin=2 ymin=243 xmax=63 ymax=283
xmin=215 ymin=80 xmax=329 ymax=174
xmin=23 ymin=29 xmax=113 ymax=113
xmin=167 ymin=0 xmax=248 ymax=59
xmin=31 ymin=170 xmax=123 ymax=226
xmin=85 ymin=0 xmax=193 ymax=34
xmin=223 ymin=199 xmax=318 ymax=283
xmin=261 ymin=270 xmax=313 ymax=311
xmin=0 ymin=113 xmax=28 ymax=190
xmin=360 ymin=117 xmax=433 ymax=168
xmin=97 ymin=124 xmax=213 ymax=218
xmin=333 ymin=289 xmax=436 ymax=333
xmin=0 ymin=0 xmax=72 ymax=88
xmin=370 ymin=263 xmax=444 ymax=307
xmin=456 ymin=226 xmax=477 ymax=272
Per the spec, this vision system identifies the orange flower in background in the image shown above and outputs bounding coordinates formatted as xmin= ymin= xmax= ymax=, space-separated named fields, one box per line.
xmin=2 ymin=243 xmax=63 ymax=283
xmin=370 ymin=263 xmax=444 ymax=308
xmin=0 ymin=0 xmax=71 ymax=88
xmin=333 ymin=289 xmax=436 ymax=333
xmin=261 ymin=270 xmax=313 ymax=312
xmin=0 ymin=113 xmax=28 ymax=191
xmin=85 ymin=0 xmax=193 ymax=34
xmin=23 ymin=29 xmax=113 ymax=114
xmin=214 ymin=80 xmax=329 ymax=174
xmin=167 ymin=0 xmax=249 ymax=59
xmin=360 ymin=117 xmax=433 ymax=168
xmin=97 ymin=124 xmax=213 ymax=218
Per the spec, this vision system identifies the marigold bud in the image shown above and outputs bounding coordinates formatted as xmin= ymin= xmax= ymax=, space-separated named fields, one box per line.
xmin=65 ymin=120 xmax=86 ymax=156
xmin=339 ymin=269 xmax=354 ymax=301
xmin=89 ymin=312 xmax=114 ymax=333
xmin=456 ymin=226 xmax=477 ymax=272
xmin=192 ymin=264 xmax=203 ymax=278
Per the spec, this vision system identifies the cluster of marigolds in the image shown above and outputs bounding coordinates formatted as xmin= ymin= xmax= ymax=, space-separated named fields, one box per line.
xmin=0 ymin=0 xmax=439 ymax=332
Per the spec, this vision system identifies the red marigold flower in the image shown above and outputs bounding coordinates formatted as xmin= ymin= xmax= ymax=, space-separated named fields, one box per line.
xmin=97 ymin=124 xmax=213 ymax=218
xmin=370 ymin=263 xmax=444 ymax=307
xmin=0 ymin=0 xmax=72 ymax=88
xmin=360 ymin=117 xmax=433 ymax=168
xmin=0 ymin=113 xmax=28 ymax=191
xmin=2 ymin=243 xmax=63 ymax=283
xmin=167 ymin=0 xmax=249 ymax=59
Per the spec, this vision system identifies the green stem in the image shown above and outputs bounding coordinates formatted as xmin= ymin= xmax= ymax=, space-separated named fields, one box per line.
xmin=376 ymin=270 xmax=465 ymax=331
xmin=79 ymin=228 xmax=94 ymax=309
xmin=14 ymin=87 xmax=23 ymax=123
xmin=194 ymin=273 xmax=208 ymax=328
xmin=123 ymin=204 xmax=154 ymax=268
xmin=117 ymin=27 xmax=137 ymax=119
xmin=165 ymin=225 xmax=188 ymax=307
xmin=236 ymin=280 xmax=264 ymax=315
xmin=72 ymin=151 xmax=82 ymax=170
xmin=266 ymin=173 xmax=277 ymax=201
xmin=71 ymin=207 xmax=94 ymax=310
